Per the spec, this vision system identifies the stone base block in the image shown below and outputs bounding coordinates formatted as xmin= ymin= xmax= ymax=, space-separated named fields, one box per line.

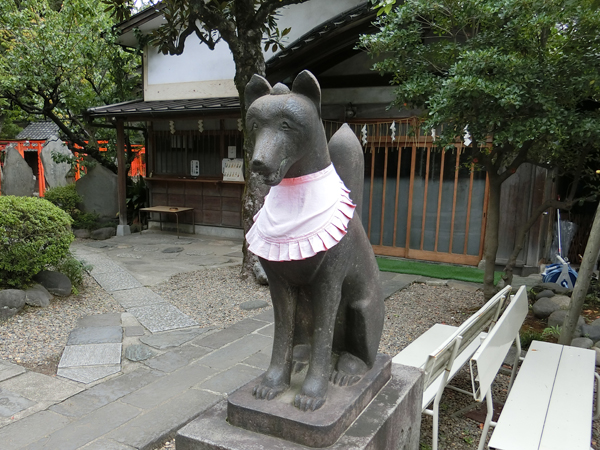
xmin=117 ymin=225 xmax=131 ymax=236
xmin=228 ymin=354 xmax=391 ymax=447
xmin=176 ymin=363 xmax=423 ymax=450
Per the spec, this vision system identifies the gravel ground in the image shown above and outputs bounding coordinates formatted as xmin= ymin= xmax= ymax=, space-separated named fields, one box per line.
xmin=151 ymin=266 xmax=272 ymax=329
xmin=2 ymin=266 xmax=598 ymax=449
xmin=0 ymin=273 xmax=124 ymax=375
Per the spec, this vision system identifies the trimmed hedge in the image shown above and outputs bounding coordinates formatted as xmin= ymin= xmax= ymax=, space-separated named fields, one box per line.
xmin=0 ymin=196 xmax=74 ymax=288
xmin=43 ymin=184 xmax=82 ymax=216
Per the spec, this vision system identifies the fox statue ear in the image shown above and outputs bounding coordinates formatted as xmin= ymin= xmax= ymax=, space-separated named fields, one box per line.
xmin=292 ymin=70 xmax=321 ymax=118
xmin=245 ymin=74 xmax=272 ymax=108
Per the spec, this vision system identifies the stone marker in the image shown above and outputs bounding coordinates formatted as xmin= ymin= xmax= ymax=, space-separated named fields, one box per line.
xmin=76 ymin=163 xmax=118 ymax=220
xmin=40 ymin=136 xmax=72 ymax=188
xmin=1 ymin=144 xmax=35 ymax=196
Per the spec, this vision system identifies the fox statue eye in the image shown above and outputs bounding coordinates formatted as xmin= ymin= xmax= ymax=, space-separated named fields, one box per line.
xmin=281 ymin=121 xmax=291 ymax=130
xmin=251 ymin=122 xmax=258 ymax=131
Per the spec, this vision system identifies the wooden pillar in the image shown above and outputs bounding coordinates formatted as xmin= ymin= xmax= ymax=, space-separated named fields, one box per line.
xmin=116 ymin=119 xmax=129 ymax=232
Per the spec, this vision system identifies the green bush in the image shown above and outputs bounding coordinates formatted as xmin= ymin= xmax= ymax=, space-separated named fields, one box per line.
xmin=44 ymin=184 xmax=82 ymax=216
xmin=0 ymin=196 xmax=74 ymax=288
xmin=51 ymin=252 xmax=90 ymax=294
xmin=72 ymin=211 xmax=100 ymax=230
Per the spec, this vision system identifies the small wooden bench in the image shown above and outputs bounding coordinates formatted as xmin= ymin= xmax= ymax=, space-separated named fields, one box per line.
xmin=139 ymin=205 xmax=195 ymax=238
xmin=486 ymin=339 xmax=599 ymax=450
xmin=392 ymin=285 xmax=513 ymax=450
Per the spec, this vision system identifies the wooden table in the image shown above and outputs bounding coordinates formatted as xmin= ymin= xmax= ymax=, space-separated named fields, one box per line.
xmin=139 ymin=206 xmax=194 ymax=238
xmin=489 ymin=340 xmax=596 ymax=450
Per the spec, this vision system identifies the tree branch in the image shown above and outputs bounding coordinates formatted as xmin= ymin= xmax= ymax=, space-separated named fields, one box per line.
xmin=497 ymin=141 xmax=531 ymax=184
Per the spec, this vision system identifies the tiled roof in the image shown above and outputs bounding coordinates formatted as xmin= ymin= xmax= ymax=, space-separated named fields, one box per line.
xmin=16 ymin=121 xmax=60 ymax=140
xmin=86 ymin=97 xmax=240 ymax=118
xmin=265 ymin=3 xmax=374 ymax=70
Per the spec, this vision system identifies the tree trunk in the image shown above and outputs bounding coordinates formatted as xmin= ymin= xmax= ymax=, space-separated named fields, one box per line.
xmin=229 ymin=30 xmax=270 ymax=280
xmin=483 ymin=178 xmax=502 ymax=300
xmin=558 ymin=202 xmax=600 ymax=345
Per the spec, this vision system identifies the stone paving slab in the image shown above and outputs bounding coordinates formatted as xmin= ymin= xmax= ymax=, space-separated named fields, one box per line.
xmin=124 ymin=345 xmax=155 ymax=362
xmin=87 ymin=259 xmax=126 ymax=276
xmin=81 ymin=439 xmax=137 ymax=450
xmin=191 ymin=319 xmax=269 ymax=350
xmin=197 ymin=364 xmax=264 ymax=395
xmin=0 ymin=410 xmax=72 ymax=450
xmin=0 ymin=360 xmax=25 ymax=382
xmin=0 ymin=371 xmax=83 ymax=403
xmin=67 ymin=326 xmax=123 ymax=345
xmin=77 ymin=313 xmax=122 ymax=328
xmin=50 ymin=368 xmax=164 ymax=418
xmin=127 ymin=304 xmax=197 ymax=333
xmin=120 ymin=363 xmax=218 ymax=410
xmin=57 ymin=365 xmax=122 ymax=384
xmin=382 ymin=274 xmax=420 ymax=298
xmin=106 ymin=389 xmax=221 ymax=449
xmin=123 ymin=326 xmax=145 ymax=337
xmin=255 ymin=323 xmax=274 ymax=338
xmin=25 ymin=401 xmax=142 ymax=450
xmin=59 ymin=343 xmax=122 ymax=368
xmin=143 ymin=345 xmax=211 ymax=373
xmin=250 ymin=308 xmax=274 ymax=323
xmin=196 ymin=334 xmax=273 ymax=371
xmin=0 ymin=389 xmax=36 ymax=417
xmin=139 ymin=328 xmax=208 ymax=350
xmin=92 ymin=272 xmax=143 ymax=292
xmin=110 ymin=287 xmax=166 ymax=309
xmin=241 ymin=350 xmax=271 ymax=371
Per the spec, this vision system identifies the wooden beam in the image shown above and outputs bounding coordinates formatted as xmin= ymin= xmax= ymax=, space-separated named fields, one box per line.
xmin=420 ymin=145 xmax=431 ymax=250
xmin=372 ymin=245 xmax=480 ymax=266
xmin=434 ymin=149 xmax=446 ymax=252
xmin=392 ymin=143 xmax=402 ymax=247
xmin=116 ymin=119 xmax=128 ymax=226
xmin=380 ymin=146 xmax=389 ymax=246
xmin=405 ymin=145 xmax=417 ymax=257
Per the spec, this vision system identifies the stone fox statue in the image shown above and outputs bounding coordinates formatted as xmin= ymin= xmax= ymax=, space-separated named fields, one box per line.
xmin=245 ymin=70 xmax=384 ymax=412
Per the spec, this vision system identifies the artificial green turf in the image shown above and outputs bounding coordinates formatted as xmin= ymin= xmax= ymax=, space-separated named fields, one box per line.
xmin=376 ymin=257 xmax=502 ymax=284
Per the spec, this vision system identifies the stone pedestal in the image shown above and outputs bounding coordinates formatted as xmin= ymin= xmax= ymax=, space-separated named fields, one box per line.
xmin=176 ymin=363 xmax=424 ymax=450
xmin=228 ymin=354 xmax=391 ymax=447
xmin=116 ymin=224 xmax=131 ymax=236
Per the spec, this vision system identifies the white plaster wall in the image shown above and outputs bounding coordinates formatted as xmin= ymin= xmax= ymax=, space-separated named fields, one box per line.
xmin=142 ymin=0 xmax=368 ymax=100
xmin=147 ymin=36 xmax=235 ymax=85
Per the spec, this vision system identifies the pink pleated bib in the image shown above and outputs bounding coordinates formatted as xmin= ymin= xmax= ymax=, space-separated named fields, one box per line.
xmin=247 ymin=164 xmax=356 ymax=261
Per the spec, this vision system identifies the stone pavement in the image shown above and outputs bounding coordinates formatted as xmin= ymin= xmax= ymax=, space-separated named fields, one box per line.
xmin=0 ymin=230 xmax=541 ymax=449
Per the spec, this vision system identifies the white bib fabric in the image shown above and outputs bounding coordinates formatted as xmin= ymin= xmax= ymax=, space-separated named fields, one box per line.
xmin=247 ymin=164 xmax=356 ymax=261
